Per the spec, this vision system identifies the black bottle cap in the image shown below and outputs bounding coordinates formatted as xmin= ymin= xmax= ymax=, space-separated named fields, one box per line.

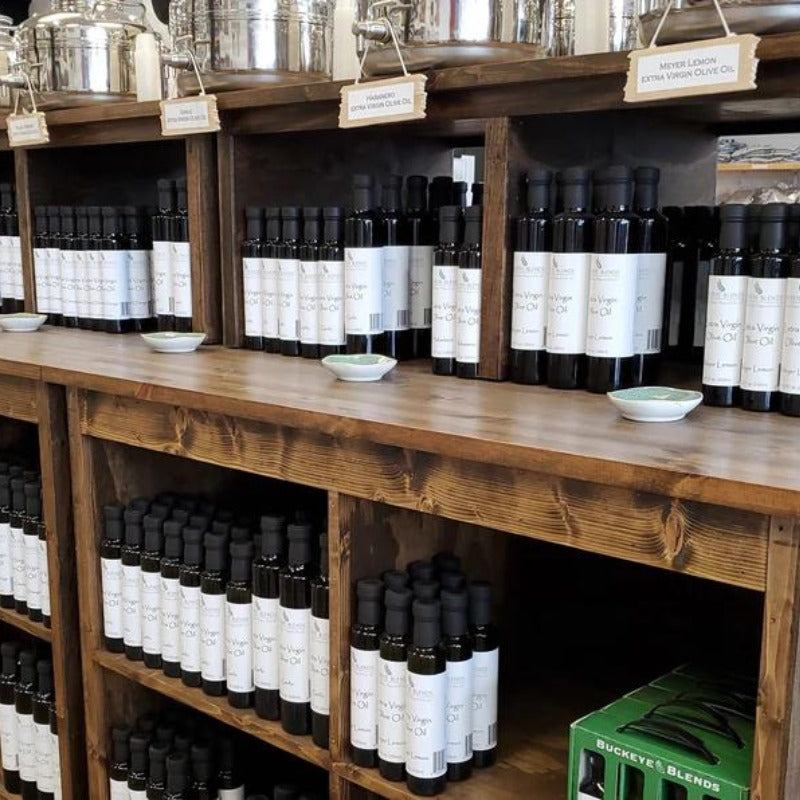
xmin=281 ymin=206 xmax=301 ymax=241
xmin=788 ymin=204 xmax=800 ymax=250
xmin=11 ymin=478 xmax=25 ymax=512
xmin=171 ymin=508 xmax=190 ymax=527
xmin=122 ymin=206 xmax=140 ymax=237
xmin=190 ymin=743 xmax=213 ymax=781
xmin=266 ymin=207 xmax=281 ymax=240
xmin=245 ymin=206 xmax=265 ymax=241
xmin=439 ymin=571 xmax=466 ymax=591
xmin=413 ymin=579 xmax=440 ymax=600
xmin=352 ymin=174 xmax=374 ymax=211
xmin=430 ymin=175 xmax=454 ymax=212
xmin=438 ymin=205 xmax=462 ymax=244
xmin=218 ymin=737 xmax=235 ymax=770
xmin=76 ymin=207 xmax=89 ymax=236
xmin=149 ymin=742 xmax=169 ymax=783
xmin=36 ymin=659 xmax=53 ymax=695
xmin=412 ymin=598 xmax=441 ymax=648
xmin=527 ymin=169 xmax=551 ymax=212
xmin=101 ymin=206 xmax=119 ymax=236
xmin=137 ymin=713 xmax=158 ymax=735
xmin=469 ymin=581 xmax=493 ymax=626
xmin=260 ymin=515 xmax=285 ymax=558
xmin=183 ymin=527 xmax=204 ymax=566
xmin=204 ymin=531 xmax=228 ymax=572
xmin=356 ymin=578 xmax=383 ymax=626
xmin=175 ymin=178 xmax=187 ymax=212
xmin=149 ymin=503 xmax=171 ymax=521
xmin=34 ymin=206 xmax=48 ymax=235
xmin=130 ymin=733 xmax=149 ymax=775
xmin=319 ymin=533 xmax=328 ymax=578
xmin=166 ymin=752 xmax=189 ymax=794
xmin=441 ymin=588 xmax=469 ymax=637
xmin=112 ymin=725 xmax=131 ymax=764
xmin=558 ymin=168 xmax=591 ymax=212
xmin=595 ymin=166 xmax=634 ymax=210
xmin=634 ymin=166 xmax=660 ymax=210
xmin=406 ymin=175 xmax=428 ymax=212
xmin=0 ymin=183 xmax=12 ymax=208
xmin=1 ymin=642 xmax=18 ymax=676
xmin=303 ymin=207 xmax=321 ymax=243
xmin=24 ymin=481 xmax=41 ymax=518
xmin=0 ymin=475 xmax=8 ymax=509
xmin=124 ymin=509 xmax=144 ymax=547
xmin=463 ymin=205 xmax=482 ymax=245
xmin=287 ymin=522 xmax=312 ymax=566
xmin=323 ymin=206 xmax=344 ymax=243
xmin=760 ymin=203 xmax=788 ymax=251
xmin=382 ymin=570 xmax=409 ymax=591
xmin=47 ymin=206 xmax=61 ymax=234
xmin=60 ymin=206 xmax=75 ymax=235
xmin=130 ymin=497 xmax=151 ymax=513
xmin=273 ymin=785 xmax=300 ymax=800
xmin=451 ymin=181 xmax=468 ymax=208
xmin=157 ymin=179 xmax=176 ymax=212
xmin=381 ymin=177 xmax=403 ymax=212
xmin=432 ymin=552 xmax=460 ymax=573
xmin=173 ymin=732 xmax=191 ymax=755
xmin=87 ymin=206 xmax=102 ymax=236
xmin=384 ymin=587 xmax=412 ymax=636
xmin=189 ymin=514 xmax=210 ymax=532
xmin=143 ymin=515 xmax=164 ymax=553
xmin=163 ymin=521 xmax=184 ymax=559
xmin=155 ymin=724 xmax=174 ymax=748
xmin=719 ymin=204 xmax=748 ymax=251
xmin=408 ymin=560 xmax=435 ymax=582
xmin=230 ymin=540 xmax=254 ymax=582
xmin=229 ymin=525 xmax=250 ymax=544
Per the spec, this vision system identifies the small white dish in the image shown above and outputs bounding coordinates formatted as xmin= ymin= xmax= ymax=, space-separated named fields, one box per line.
xmin=141 ymin=331 xmax=206 ymax=354
xmin=608 ymin=386 xmax=703 ymax=423
xmin=0 ymin=313 xmax=47 ymax=333
xmin=321 ymin=354 xmax=397 ymax=382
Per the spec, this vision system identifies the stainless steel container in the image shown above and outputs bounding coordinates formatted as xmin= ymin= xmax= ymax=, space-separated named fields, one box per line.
xmin=353 ymin=0 xmax=547 ymax=76
xmin=543 ymin=0 xmax=638 ymax=57
xmin=169 ymin=0 xmax=336 ymax=94
xmin=0 ymin=16 xmax=18 ymax=108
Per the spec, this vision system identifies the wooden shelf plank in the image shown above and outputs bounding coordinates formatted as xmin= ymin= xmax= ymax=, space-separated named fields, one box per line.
xmin=0 ymin=604 xmax=52 ymax=642
xmin=0 ymin=374 xmax=38 ymax=423
xmin=94 ymin=649 xmax=331 ymax=770
xmin=718 ymin=162 xmax=800 ymax=172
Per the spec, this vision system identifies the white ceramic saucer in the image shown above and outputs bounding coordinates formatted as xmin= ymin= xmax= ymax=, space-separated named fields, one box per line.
xmin=608 ymin=386 xmax=703 ymax=423
xmin=141 ymin=332 xmax=206 ymax=354
xmin=0 ymin=313 xmax=47 ymax=332
xmin=321 ymin=354 xmax=397 ymax=382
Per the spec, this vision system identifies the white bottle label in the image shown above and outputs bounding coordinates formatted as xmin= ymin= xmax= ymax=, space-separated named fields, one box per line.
xmin=35 ymin=720 xmax=54 ymax=792
xmin=48 ymin=248 xmax=63 ymax=314
xmin=472 ymin=648 xmax=499 ymax=752
xmin=24 ymin=533 xmax=41 ymax=611
xmin=0 ymin=521 xmax=14 ymax=595
xmin=122 ymin=564 xmax=142 ymax=647
xmin=128 ymin=250 xmax=152 ymax=319
xmin=60 ymin=250 xmax=78 ymax=319
xmin=310 ymin=614 xmax=329 ymax=715
xmin=634 ymin=252 xmax=667 ymax=355
xmin=279 ymin=258 xmax=300 ymax=341
xmin=741 ymin=277 xmax=786 ymax=392
xmin=350 ymin=647 xmax=378 ymax=750
xmin=546 ymin=252 xmax=591 ymax=354
xmin=457 ymin=269 xmax=482 ymax=364
xmin=87 ymin=251 xmax=104 ymax=321
xmin=253 ymin=595 xmax=280 ymax=691
xmin=261 ymin=257 xmax=279 ymax=339
xmin=180 ymin=584 xmax=201 ymax=672
xmin=446 ymin=657 xmax=474 ymax=764
xmin=100 ymin=251 xmax=130 ymax=320
xmin=52 ymin=731 xmax=61 ymax=800
xmin=11 ymin=238 xmax=22 ymax=300
xmin=378 ymin=657 xmax=406 ymax=764
xmin=410 ymin=245 xmax=434 ymax=330
xmin=101 ymin=557 xmax=123 ymax=640
xmin=432 ymin=264 xmax=458 ymax=358
xmin=33 ymin=248 xmax=49 ymax=313
xmin=226 ymin=601 xmax=254 ymax=693
xmin=345 ymin=248 xmax=383 ymax=335
xmin=219 ymin=788 xmax=245 ymax=800
xmin=12 ymin=526 xmax=26 ymax=603
xmin=151 ymin=241 xmax=172 ymax=316
xmin=585 ymin=253 xmax=638 ymax=358
xmin=279 ymin=606 xmax=310 ymax=703
xmin=0 ymin=701 xmax=18 ymax=770
xmin=109 ymin=777 xmax=129 ymax=800
xmin=511 ymin=251 xmax=550 ymax=351
xmin=39 ymin=537 xmax=50 ymax=618
xmin=781 ymin=277 xmax=800 ymax=395
xmin=129 ymin=791 xmax=146 ymax=800
xmin=18 ymin=712 xmax=35 ymax=781
xmin=172 ymin=242 xmax=192 ymax=318
xmin=383 ymin=246 xmax=410 ymax=332
xmin=200 ymin=591 xmax=226 ymax=682
xmin=160 ymin=575 xmax=181 ymax=663
xmin=243 ymin=257 xmax=263 ymax=338
xmin=74 ymin=250 xmax=89 ymax=318
xmin=702 ymin=274 xmax=747 ymax=387
xmin=405 ymin=670 xmax=447 ymax=779
xmin=318 ymin=260 xmax=345 ymax=346
xmin=141 ymin=570 xmax=161 ymax=656
xmin=299 ymin=260 xmax=319 ymax=345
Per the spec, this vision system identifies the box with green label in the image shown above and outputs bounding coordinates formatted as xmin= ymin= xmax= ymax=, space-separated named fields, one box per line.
xmin=567 ymin=667 xmax=754 ymax=800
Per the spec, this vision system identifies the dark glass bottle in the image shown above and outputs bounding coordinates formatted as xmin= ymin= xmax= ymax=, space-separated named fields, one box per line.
xmin=243 ymin=206 xmax=265 ymax=351
xmin=350 ymin=578 xmax=383 ymax=767
xmin=10 ymin=476 xmax=26 ymax=614
xmin=408 ymin=560 xmax=435 ymax=583
xmin=0 ymin=473 xmax=11 ymax=609
xmin=164 ymin=752 xmax=189 ymax=800
xmin=429 ymin=177 xmax=454 ymax=216
xmin=262 ymin=208 xmax=282 ymax=354
xmin=579 ymin=751 xmax=605 ymax=798
xmin=279 ymin=207 xmax=302 ymax=357
xmin=344 ymin=174 xmax=385 ymax=354
xmin=153 ymin=179 xmax=176 ymax=332
xmin=1 ymin=185 xmax=21 ymax=313
xmin=702 ymin=205 xmax=748 ymax=408
xmin=382 ymin=570 xmax=409 ymax=592
xmin=201 ymin=532 xmax=228 ymax=697
xmin=16 ymin=650 xmax=37 ymax=800
xmin=586 ymin=166 xmax=639 ymax=394
xmin=406 ymin=599 xmax=447 ymax=796
xmin=310 ymin=533 xmax=330 ymax=748
xmin=160 ymin=520 xmax=183 ymax=677
xmin=299 ymin=207 xmax=322 ymax=359
xmin=0 ymin=642 xmax=20 ymax=793
xmin=469 ymin=582 xmax=498 ymax=768
xmin=141 ymin=515 xmax=164 ymax=669
xmin=122 ymin=508 xmax=144 ymax=662
xmin=378 ymin=587 xmax=412 ymax=782
xmin=318 ymin=207 xmax=346 ymax=357
xmin=48 ymin=703 xmax=59 ymax=800
xmin=147 ymin=742 xmax=169 ymax=800
xmin=547 ymin=168 xmax=593 ymax=390
xmin=406 ymin=175 xmax=435 ymax=358
xmin=34 ymin=660 xmax=55 ymax=800
xmin=741 ymin=203 xmax=789 ymax=412
xmin=510 ymin=169 xmax=552 ymax=385
xmin=279 ymin=522 xmax=313 ymax=734
xmin=109 ymin=726 xmax=131 ymax=800
xmin=216 ymin=738 xmax=245 ymax=799
xmin=179 ymin=527 xmax=204 ymax=687
xmin=87 ymin=206 xmax=104 ymax=331
xmin=226 ymin=540 xmax=255 ymax=709
xmin=32 ymin=207 xmax=49 ymax=321
xmin=123 ymin=206 xmax=155 ymax=333
xmin=472 ymin=183 xmax=484 ymax=206
xmin=74 ymin=208 xmax=90 ymax=329
xmin=101 ymin=206 xmax=132 ymax=334
xmin=412 ymin=580 xmax=439 ymax=601
xmin=781 ymin=240 xmax=800 ymax=416
xmin=127 ymin=733 xmax=149 ymax=800
xmin=59 ymin=206 xmax=79 ymax=328
xmin=632 ymin=166 xmax=669 ymax=386
xmin=451 ymin=182 xmax=468 ymax=208
xmin=190 ymin=744 xmax=216 ymax=800
xmin=432 ymin=206 xmax=462 ymax=376
xmin=442 ymin=589 xmax=473 ymax=781
xmin=36 ymin=487 xmax=49 ymax=629
xmin=456 ymin=205 xmax=483 ymax=379
xmin=253 ymin=515 xmax=285 ymax=721
xmin=683 ymin=206 xmax=717 ymax=363
xmin=172 ymin=179 xmax=192 ymax=333
xmin=23 ymin=480 xmax=43 ymax=623
xmin=45 ymin=207 xmax=62 ymax=327
xmin=380 ymin=176 xmax=413 ymax=361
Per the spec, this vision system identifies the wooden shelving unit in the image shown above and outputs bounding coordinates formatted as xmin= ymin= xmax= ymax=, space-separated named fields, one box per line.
xmin=0 ymin=605 xmax=52 ymax=643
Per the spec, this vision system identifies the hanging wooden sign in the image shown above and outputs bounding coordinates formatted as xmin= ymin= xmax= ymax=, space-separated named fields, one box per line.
xmin=339 ymin=74 xmax=427 ymax=129
xmin=6 ymin=111 xmax=49 ymax=147
xmin=160 ymin=94 xmax=220 ymax=137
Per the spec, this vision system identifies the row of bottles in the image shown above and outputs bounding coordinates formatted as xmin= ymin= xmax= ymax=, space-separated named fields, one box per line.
xmin=33 ymin=205 xmax=155 ymax=333
xmin=100 ymin=495 xmax=330 ymax=748
xmin=0 ymin=642 xmax=61 ymax=799
xmin=109 ymin=710 xmax=324 ymax=800
xmin=0 ymin=183 xmax=23 ymax=313
xmin=0 ymin=459 xmax=51 ymax=627
xmin=240 ymin=175 xmax=483 ymax=362
xmin=509 ymin=165 xmax=667 ymax=393
xmin=350 ymin=555 xmax=498 ymax=797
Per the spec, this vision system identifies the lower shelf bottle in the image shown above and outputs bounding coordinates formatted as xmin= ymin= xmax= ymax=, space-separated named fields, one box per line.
xmin=405 ymin=599 xmax=447 ymax=797
xmin=179 ymin=527 xmax=204 ymax=688
xmin=469 ymin=582 xmax=499 ymax=768
xmin=101 ymin=505 xmax=125 ymax=652
xmin=165 ymin=752 xmax=188 ymax=800
xmin=23 ymin=481 xmax=42 ymax=623
xmin=310 ymin=534 xmax=330 ymax=749
xmin=160 ymin=521 xmax=183 ymax=678
xmin=781 ymin=249 xmax=800 ymax=415
xmin=226 ymin=541 xmax=255 ymax=709
xmin=200 ymin=533 xmax=227 ymax=697
xmin=122 ymin=508 xmax=144 ymax=662
xmin=432 ymin=207 xmax=462 ymax=376
xmin=147 ymin=742 xmax=169 ymax=800
xmin=10 ymin=477 xmax=27 ymax=615
xmin=0 ymin=475 xmax=13 ymax=609
xmin=109 ymin=725 xmax=131 ymax=800
xmin=128 ymin=733 xmax=149 ymax=800
xmin=0 ymin=642 xmax=20 ymax=793
xmin=456 ymin=206 xmax=482 ymax=380
xmin=190 ymin=743 xmax=216 ymax=800
xmin=17 ymin=649 xmax=37 ymax=800
xmin=217 ymin=738 xmax=245 ymax=800
xmin=34 ymin=660 xmax=55 ymax=800
xmin=141 ymin=515 xmax=164 ymax=670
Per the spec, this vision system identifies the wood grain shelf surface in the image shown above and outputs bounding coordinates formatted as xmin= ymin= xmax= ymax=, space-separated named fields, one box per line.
xmin=0 ymin=605 xmax=52 ymax=642
xmin=1 ymin=329 xmax=799 ymax=516
xmin=718 ymin=162 xmax=800 ymax=172
xmin=93 ymin=649 xmax=331 ymax=770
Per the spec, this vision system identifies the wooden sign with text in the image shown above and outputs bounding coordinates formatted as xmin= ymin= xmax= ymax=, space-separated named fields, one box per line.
xmin=6 ymin=112 xmax=50 ymax=147
xmin=160 ymin=94 xmax=221 ymax=137
xmin=340 ymin=74 xmax=427 ymax=129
